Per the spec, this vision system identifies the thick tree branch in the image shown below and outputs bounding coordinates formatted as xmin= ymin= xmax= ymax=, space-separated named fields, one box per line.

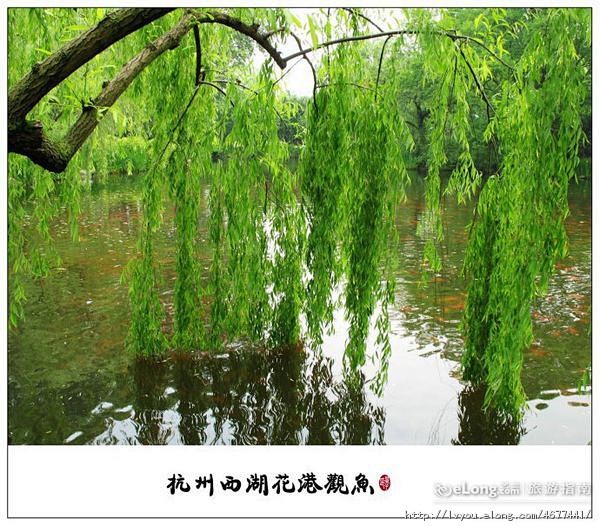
xmin=65 ymin=13 xmax=195 ymax=154
xmin=9 ymin=12 xmax=195 ymax=172
xmin=8 ymin=8 xmax=174 ymax=122
xmin=8 ymin=121 xmax=71 ymax=173
xmin=8 ymin=7 xmax=512 ymax=174
xmin=8 ymin=7 xmax=294 ymax=173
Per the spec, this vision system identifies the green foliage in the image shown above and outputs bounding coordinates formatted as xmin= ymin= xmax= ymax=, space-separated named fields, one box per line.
xmin=461 ymin=8 xmax=589 ymax=415
xmin=300 ymin=38 xmax=413 ymax=380
xmin=8 ymin=7 xmax=591 ymax=420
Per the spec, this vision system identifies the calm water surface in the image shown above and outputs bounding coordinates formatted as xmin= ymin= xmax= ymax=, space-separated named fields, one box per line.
xmin=8 ymin=174 xmax=591 ymax=445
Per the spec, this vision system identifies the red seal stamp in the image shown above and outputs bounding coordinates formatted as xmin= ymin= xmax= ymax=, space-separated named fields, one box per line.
xmin=379 ymin=474 xmax=391 ymax=491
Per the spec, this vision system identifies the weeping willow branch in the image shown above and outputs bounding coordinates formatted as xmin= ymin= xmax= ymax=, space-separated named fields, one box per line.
xmin=282 ymin=28 xmax=514 ymax=72
xmin=459 ymin=35 xmax=515 ymax=71
xmin=153 ymin=84 xmax=201 ymax=167
xmin=443 ymin=52 xmax=459 ymax=132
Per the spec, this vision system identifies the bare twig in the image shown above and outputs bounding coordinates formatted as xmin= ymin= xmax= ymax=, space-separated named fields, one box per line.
xmin=342 ymin=8 xmax=384 ymax=32
xmin=212 ymin=79 xmax=258 ymax=95
xmin=317 ymin=82 xmax=375 ymax=92
xmin=282 ymin=28 xmax=514 ymax=73
xmin=291 ymin=32 xmax=319 ymax=114
xmin=193 ymin=25 xmax=203 ymax=85
xmin=199 ymin=81 xmax=229 ymax=99
xmin=458 ymin=46 xmax=496 ymax=116
xmin=272 ymin=58 xmax=304 ymax=86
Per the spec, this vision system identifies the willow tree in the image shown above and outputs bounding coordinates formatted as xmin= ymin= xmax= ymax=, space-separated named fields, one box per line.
xmin=8 ymin=7 xmax=590 ymax=419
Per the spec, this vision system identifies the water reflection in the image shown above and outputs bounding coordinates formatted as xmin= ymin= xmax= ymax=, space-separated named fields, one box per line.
xmin=452 ymin=386 xmax=524 ymax=445
xmin=87 ymin=347 xmax=385 ymax=445
xmin=7 ymin=175 xmax=591 ymax=445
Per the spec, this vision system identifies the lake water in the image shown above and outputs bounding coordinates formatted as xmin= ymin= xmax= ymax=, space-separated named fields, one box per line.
xmin=8 ymin=173 xmax=591 ymax=445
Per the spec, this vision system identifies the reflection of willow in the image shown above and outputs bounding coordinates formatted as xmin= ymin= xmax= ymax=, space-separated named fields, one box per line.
xmin=302 ymin=363 xmax=385 ymax=445
xmin=452 ymin=385 xmax=524 ymax=445
xmin=130 ymin=359 xmax=173 ymax=444
xmin=130 ymin=346 xmax=385 ymax=445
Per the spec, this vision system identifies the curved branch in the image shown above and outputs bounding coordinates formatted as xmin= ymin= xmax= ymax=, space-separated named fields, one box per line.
xmin=8 ymin=8 xmax=174 ymax=121
xmin=196 ymin=11 xmax=287 ymax=68
xmin=7 ymin=7 xmax=513 ymax=174
xmin=282 ymin=28 xmax=515 ymax=72
xmin=198 ymin=80 xmax=228 ymax=99
xmin=290 ymin=33 xmax=318 ymax=113
xmin=459 ymin=35 xmax=514 ymax=71
xmin=375 ymin=35 xmax=393 ymax=101
xmin=212 ymin=79 xmax=258 ymax=95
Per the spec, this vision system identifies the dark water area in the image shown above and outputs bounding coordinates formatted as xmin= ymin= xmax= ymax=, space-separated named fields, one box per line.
xmin=8 ymin=173 xmax=591 ymax=445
